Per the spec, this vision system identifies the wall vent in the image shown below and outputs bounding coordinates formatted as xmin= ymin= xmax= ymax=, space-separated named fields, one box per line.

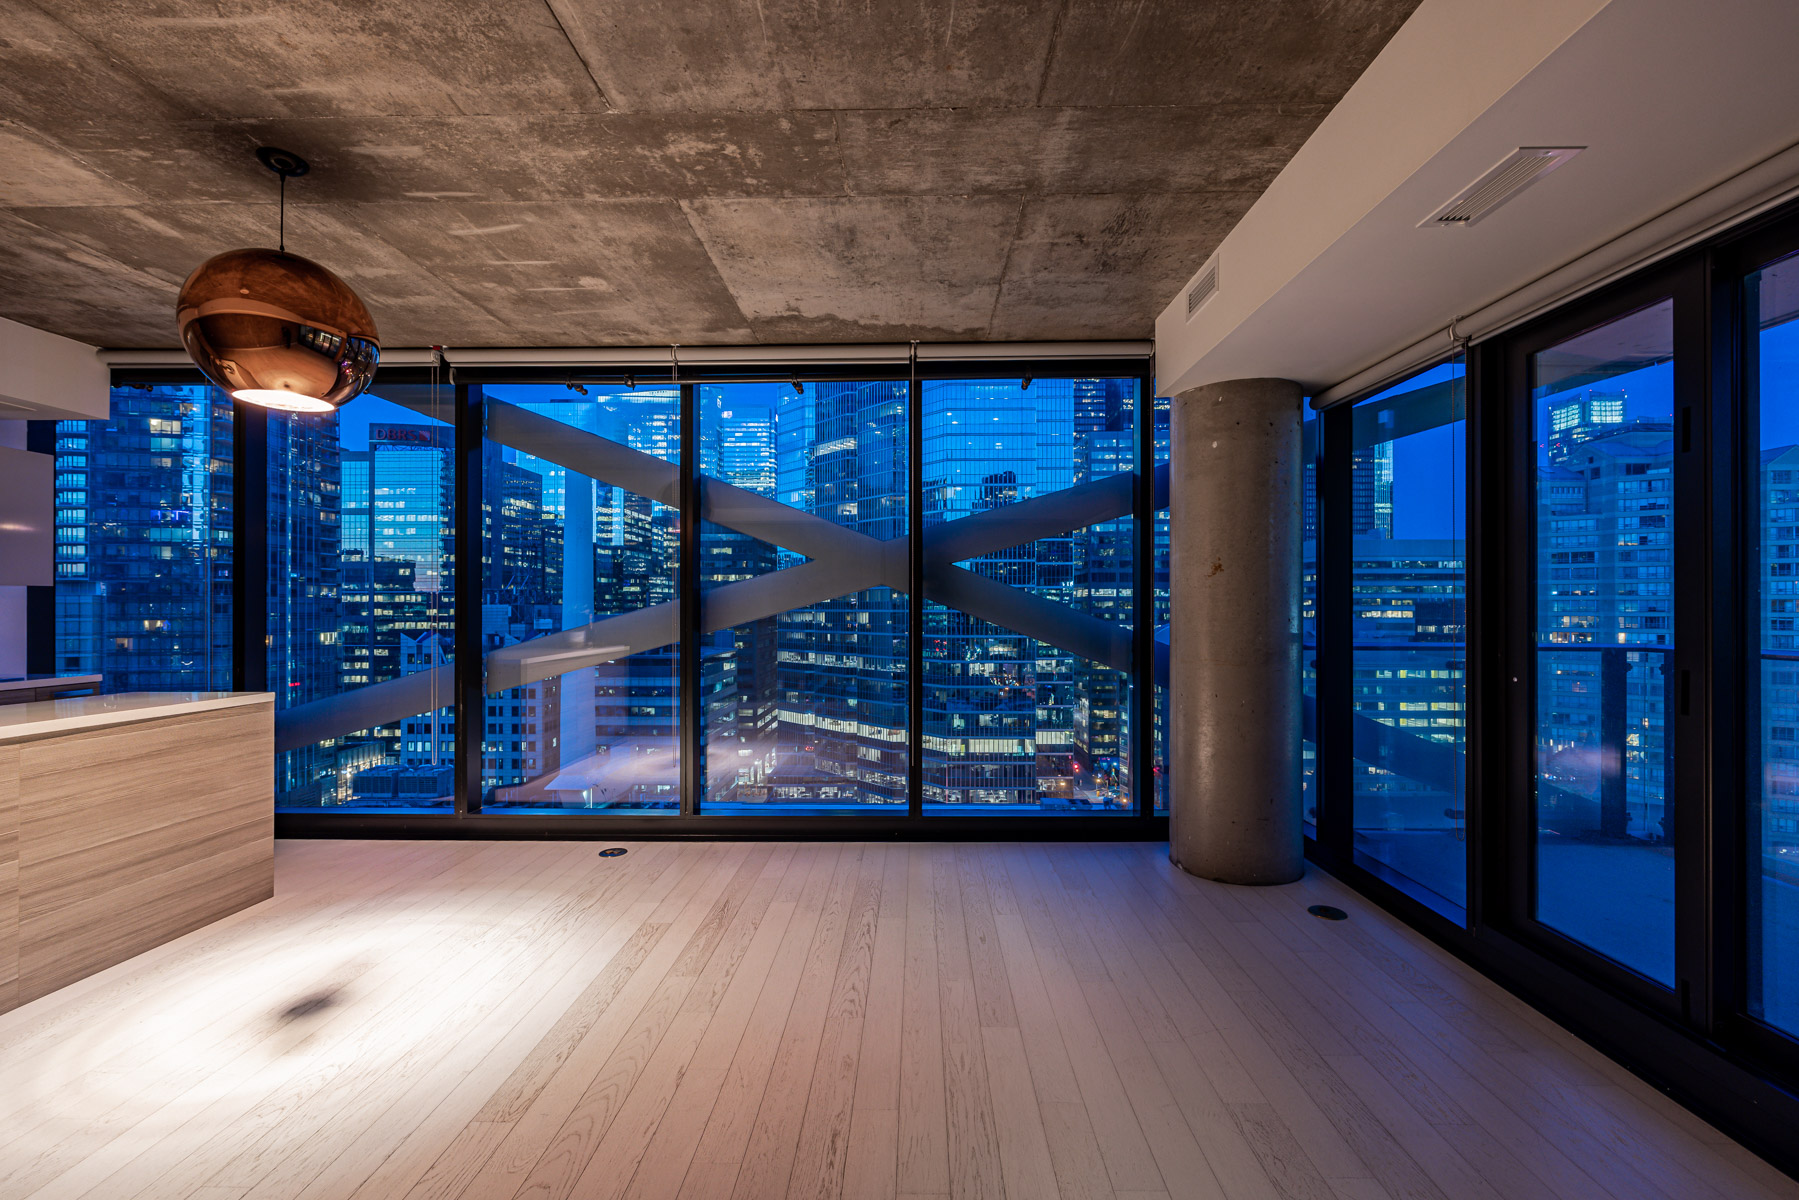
xmin=1186 ymin=258 xmax=1219 ymax=317
xmin=1422 ymin=146 xmax=1584 ymax=228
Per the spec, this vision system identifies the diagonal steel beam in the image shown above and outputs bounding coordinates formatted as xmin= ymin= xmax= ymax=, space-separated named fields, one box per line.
xmin=485 ymin=400 xmax=681 ymax=509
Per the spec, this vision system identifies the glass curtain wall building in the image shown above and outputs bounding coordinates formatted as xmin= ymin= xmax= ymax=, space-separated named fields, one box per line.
xmin=267 ymin=387 xmax=457 ymax=810
xmin=49 ymin=382 xmax=233 ymax=690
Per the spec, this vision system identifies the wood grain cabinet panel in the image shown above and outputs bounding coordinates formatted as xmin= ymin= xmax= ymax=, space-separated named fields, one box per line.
xmin=0 ymin=699 xmax=273 ymax=1013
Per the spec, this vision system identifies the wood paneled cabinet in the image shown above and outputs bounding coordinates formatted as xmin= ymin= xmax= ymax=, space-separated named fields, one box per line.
xmin=0 ymin=694 xmax=274 ymax=1013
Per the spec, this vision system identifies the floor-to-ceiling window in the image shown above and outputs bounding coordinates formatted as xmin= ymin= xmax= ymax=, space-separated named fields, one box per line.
xmin=921 ymin=376 xmax=1138 ymax=813
xmin=1747 ymin=248 xmax=1799 ymax=1038
xmin=1528 ymin=300 xmax=1678 ymax=986
xmin=1350 ymin=361 xmax=1467 ymax=916
xmin=48 ymin=382 xmax=233 ymax=690
xmin=1153 ymin=390 xmax=1171 ymax=815
xmin=268 ymin=385 xmax=456 ymax=810
xmin=58 ymin=360 xmax=1156 ymax=830
xmin=697 ymin=381 xmax=909 ymax=813
xmin=477 ymin=383 xmax=682 ymax=812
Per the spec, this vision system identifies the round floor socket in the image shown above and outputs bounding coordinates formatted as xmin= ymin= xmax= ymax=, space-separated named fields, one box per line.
xmin=1307 ymin=904 xmax=1348 ymax=921
xmin=598 ymin=847 xmax=628 ymax=857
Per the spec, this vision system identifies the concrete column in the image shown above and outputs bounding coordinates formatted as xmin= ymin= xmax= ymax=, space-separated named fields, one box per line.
xmin=1168 ymin=377 xmax=1304 ymax=884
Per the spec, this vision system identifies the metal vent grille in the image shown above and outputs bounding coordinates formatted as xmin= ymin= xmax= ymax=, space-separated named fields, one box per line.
xmin=1423 ymin=147 xmax=1584 ymax=228
xmin=1186 ymin=259 xmax=1219 ymax=316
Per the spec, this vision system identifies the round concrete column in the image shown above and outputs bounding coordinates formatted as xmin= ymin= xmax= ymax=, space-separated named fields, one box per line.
xmin=1168 ymin=377 xmax=1304 ymax=884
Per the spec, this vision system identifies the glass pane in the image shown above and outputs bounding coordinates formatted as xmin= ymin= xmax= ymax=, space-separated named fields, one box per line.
xmin=51 ymin=382 xmax=233 ymax=690
xmin=480 ymin=383 xmax=681 ymax=812
xmin=1532 ymin=299 xmax=1676 ymax=984
xmin=1750 ymin=249 xmax=1799 ymax=1036
xmin=698 ymin=381 xmax=909 ymax=813
xmin=272 ymin=388 xmax=455 ymax=810
xmin=922 ymin=377 xmax=1137 ymax=813
xmin=1350 ymin=362 xmax=1467 ymax=916
xmin=1154 ymin=391 xmax=1170 ymax=815
xmin=1301 ymin=404 xmax=1319 ymax=839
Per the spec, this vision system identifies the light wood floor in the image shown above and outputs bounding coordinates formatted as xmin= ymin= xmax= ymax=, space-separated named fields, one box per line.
xmin=0 ymin=841 xmax=1790 ymax=1200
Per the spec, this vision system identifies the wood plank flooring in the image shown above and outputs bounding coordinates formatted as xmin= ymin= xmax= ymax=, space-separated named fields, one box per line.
xmin=0 ymin=839 xmax=1789 ymax=1200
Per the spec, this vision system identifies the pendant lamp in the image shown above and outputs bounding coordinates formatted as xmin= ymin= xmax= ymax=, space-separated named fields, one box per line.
xmin=177 ymin=147 xmax=379 ymax=414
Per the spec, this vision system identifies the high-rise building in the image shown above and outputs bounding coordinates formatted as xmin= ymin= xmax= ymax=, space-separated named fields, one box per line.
xmin=1535 ymin=402 xmax=1675 ymax=842
xmin=52 ymin=384 xmax=234 ymax=690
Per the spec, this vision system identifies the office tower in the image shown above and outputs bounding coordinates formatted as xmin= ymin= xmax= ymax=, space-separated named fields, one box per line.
xmin=1762 ymin=447 xmax=1799 ymax=859
xmin=51 ymin=384 xmax=235 ymax=691
xmin=1535 ymin=398 xmax=1675 ymax=841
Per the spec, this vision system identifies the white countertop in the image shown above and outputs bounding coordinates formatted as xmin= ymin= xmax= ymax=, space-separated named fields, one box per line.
xmin=0 ymin=691 xmax=273 ymax=744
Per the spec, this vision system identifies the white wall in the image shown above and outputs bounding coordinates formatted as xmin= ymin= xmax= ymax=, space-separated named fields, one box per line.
xmin=1155 ymin=0 xmax=1799 ymax=398
xmin=0 ymin=420 xmax=27 ymax=680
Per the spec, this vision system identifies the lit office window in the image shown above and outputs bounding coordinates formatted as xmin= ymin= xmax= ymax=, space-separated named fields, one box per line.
xmin=921 ymin=377 xmax=1137 ymax=813
xmin=1350 ymin=361 xmax=1467 ymax=916
xmin=51 ymin=383 xmax=233 ymax=691
xmin=698 ymin=381 xmax=909 ymax=813
xmin=270 ymin=387 xmax=456 ymax=811
xmin=479 ymin=383 xmax=682 ymax=812
xmin=1532 ymin=300 xmax=1676 ymax=984
xmin=1748 ymin=249 xmax=1799 ymax=1037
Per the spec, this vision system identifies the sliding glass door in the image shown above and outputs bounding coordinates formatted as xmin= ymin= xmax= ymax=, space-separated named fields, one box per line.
xmin=1747 ymin=248 xmax=1799 ymax=1038
xmin=1525 ymin=298 xmax=1680 ymax=986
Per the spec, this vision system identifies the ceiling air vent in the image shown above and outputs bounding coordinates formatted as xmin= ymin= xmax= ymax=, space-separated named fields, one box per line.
xmin=1422 ymin=146 xmax=1584 ymax=228
xmin=1185 ymin=258 xmax=1219 ymax=317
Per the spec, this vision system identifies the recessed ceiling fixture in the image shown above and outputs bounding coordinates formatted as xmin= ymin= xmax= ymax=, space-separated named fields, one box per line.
xmin=176 ymin=146 xmax=379 ymax=414
xmin=1421 ymin=146 xmax=1585 ymax=228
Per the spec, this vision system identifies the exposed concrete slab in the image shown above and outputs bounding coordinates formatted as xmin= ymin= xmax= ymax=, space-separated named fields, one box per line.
xmin=0 ymin=0 xmax=1420 ymax=348
xmin=548 ymin=0 xmax=1064 ymax=113
xmin=836 ymin=105 xmax=1326 ymax=197
xmin=683 ymin=197 xmax=1016 ymax=342
xmin=28 ymin=0 xmax=607 ymax=119
xmin=991 ymin=194 xmax=1255 ymax=341
xmin=338 ymin=200 xmax=754 ymax=346
xmin=0 ymin=124 xmax=145 ymax=208
xmin=1040 ymin=0 xmax=1418 ymax=106
xmin=0 ymin=212 xmax=182 ymax=347
xmin=201 ymin=113 xmax=849 ymax=203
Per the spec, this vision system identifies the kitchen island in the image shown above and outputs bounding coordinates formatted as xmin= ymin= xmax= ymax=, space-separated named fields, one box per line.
xmin=0 ymin=691 xmax=274 ymax=1013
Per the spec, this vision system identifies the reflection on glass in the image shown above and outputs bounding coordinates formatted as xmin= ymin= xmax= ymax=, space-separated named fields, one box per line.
xmin=480 ymin=384 xmax=681 ymax=812
xmin=51 ymin=383 xmax=233 ymax=690
xmin=1349 ymin=363 xmax=1466 ymax=915
xmin=272 ymin=388 xmax=455 ymax=810
xmin=1302 ymin=404 xmax=1320 ymax=839
xmin=1154 ymin=391 xmax=1170 ymax=814
xmin=698 ymin=381 xmax=909 ymax=812
xmin=1532 ymin=299 xmax=1676 ymax=984
xmin=922 ymin=377 xmax=1137 ymax=813
xmin=1750 ymin=251 xmax=1799 ymax=1036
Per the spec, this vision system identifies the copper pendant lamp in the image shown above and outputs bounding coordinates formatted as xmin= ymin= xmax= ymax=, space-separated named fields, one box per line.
xmin=177 ymin=147 xmax=379 ymax=414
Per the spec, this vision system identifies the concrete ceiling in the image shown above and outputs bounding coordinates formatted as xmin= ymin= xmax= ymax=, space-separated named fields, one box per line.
xmin=0 ymin=0 xmax=1418 ymax=350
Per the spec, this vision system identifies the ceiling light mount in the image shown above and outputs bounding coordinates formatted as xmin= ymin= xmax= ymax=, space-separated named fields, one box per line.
xmin=254 ymin=146 xmax=310 ymax=180
xmin=176 ymin=146 xmax=379 ymax=415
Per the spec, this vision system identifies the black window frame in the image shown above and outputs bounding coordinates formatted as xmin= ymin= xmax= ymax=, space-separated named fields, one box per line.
xmin=1308 ymin=204 xmax=1799 ymax=1177
xmin=32 ymin=355 xmax=1163 ymax=842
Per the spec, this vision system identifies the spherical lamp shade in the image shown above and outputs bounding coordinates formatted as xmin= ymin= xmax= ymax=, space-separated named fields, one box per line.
xmin=177 ymin=248 xmax=379 ymax=414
